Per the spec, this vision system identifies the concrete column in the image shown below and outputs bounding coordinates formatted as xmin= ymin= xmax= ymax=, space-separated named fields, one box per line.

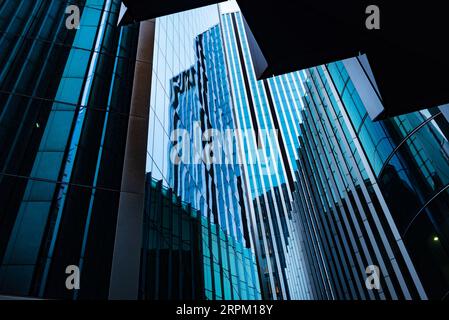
xmin=109 ymin=19 xmax=155 ymax=300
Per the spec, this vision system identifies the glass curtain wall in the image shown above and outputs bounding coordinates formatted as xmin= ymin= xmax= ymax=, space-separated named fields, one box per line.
xmin=292 ymin=58 xmax=449 ymax=300
xmin=145 ymin=4 xmax=261 ymax=300
xmin=0 ymin=0 xmax=139 ymax=299
xmin=220 ymin=8 xmax=311 ymax=300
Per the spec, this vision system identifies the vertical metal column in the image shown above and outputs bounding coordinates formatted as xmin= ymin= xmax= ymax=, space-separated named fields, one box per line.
xmin=109 ymin=19 xmax=155 ymax=300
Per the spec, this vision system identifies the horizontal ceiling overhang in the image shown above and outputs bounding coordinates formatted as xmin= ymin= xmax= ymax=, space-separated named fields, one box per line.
xmin=119 ymin=0 xmax=449 ymax=119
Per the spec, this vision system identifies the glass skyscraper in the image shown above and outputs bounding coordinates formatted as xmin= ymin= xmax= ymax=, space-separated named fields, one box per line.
xmin=220 ymin=9 xmax=311 ymax=300
xmin=0 ymin=0 xmax=140 ymax=299
xmin=0 ymin=1 xmax=262 ymax=300
xmin=2 ymin=0 xmax=449 ymax=302
xmin=291 ymin=59 xmax=449 ymax=300
xmin=146 ymin=3 xmax=310 ymax=300
xmin=146 ymin=9 xmax=261 ymax=299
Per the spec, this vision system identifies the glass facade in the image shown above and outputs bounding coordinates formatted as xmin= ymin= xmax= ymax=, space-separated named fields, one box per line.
xmin=0 ymin=0 xmax=263 ymax=301
xmin=145 ymin=4 xmax=261 ymax=300
xmin=166 ymin=24 xmax=245 ymax=245
xmin=3 ymin=0 xmax=447 ymax=302
xmin=145 ymin=3 xmax=314 ymax=301
xmin=292 ymin=58 xmax=449 ymax=300
xmin=327 ymin=61 xmax=449 ymax=300
xmin=141 ymin=174 xmax=260 ymax=300
xmin=220 ymin=9 xmax=311 ymax=300
xmin=0 ymin=0 xmax=139 ymax=298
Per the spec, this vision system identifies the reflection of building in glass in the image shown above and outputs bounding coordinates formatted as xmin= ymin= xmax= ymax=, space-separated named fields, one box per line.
xmin=141 ymin=175 xmax=260 ymax=300
xmin=3 ymin=0 xmax=449 ymax=301
xmin=167 ymin=26 xmax=246 ymax=245
xmin=156 ymin=24 xmax=261 ymax=300
xmin=292 ymin=60 xmax=449 ymax=300
xmin=152 ymin=7 xmax=312 ymax=300
xmin=220 ymin=10 xmax=311 ymax=300
xmin=0 ymin=1 xmax=261 ymax=300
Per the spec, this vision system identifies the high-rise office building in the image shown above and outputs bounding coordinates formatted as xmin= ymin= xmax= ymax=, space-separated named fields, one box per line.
xmin=219 ymin=8 xmax=311 ymax=300
xmin=291 ymin=59 xmax=449 ymax=300
xmin=144 ymin=2 xmax=312 ymax=301
xmin=3 ymin=0 xmax=449 ymax=302
xmin=0 ymin=0 xmax=262 ymax=300
xmin=0 ymin=0 xmax=141 ymax=299
xmin=141 ymin=174 xmax=260 ymax=300
xmin=145 ymin=15 xmax=261 ymax=300
xmin=0 ymin=0 xmax=310 ymax=301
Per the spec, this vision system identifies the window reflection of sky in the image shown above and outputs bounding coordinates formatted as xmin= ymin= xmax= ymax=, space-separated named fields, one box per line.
xmin=146 ymin=5 xmax=220 ymax=186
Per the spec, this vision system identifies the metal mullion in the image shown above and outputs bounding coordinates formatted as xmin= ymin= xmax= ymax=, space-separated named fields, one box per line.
xmin=290 ymin=185 xmax=320 ymax=299
xmin=295 ymin=151 xmax=335 ymax=300
xmin=299 ymin=120 xmax=347 ymax=299
xmin=301 ymin=114 xmax=367 ymax=299
xmin=304 ymin=73 xmax=377 ymax=299
xmin=300 ymin=117 xmax=359 ymax=299
xmin=320 ymin=65 xmax=426 ymax=299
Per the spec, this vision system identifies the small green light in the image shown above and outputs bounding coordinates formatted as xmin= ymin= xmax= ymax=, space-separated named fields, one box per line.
xmin=433 ymin=236 xmax=440 ymax=242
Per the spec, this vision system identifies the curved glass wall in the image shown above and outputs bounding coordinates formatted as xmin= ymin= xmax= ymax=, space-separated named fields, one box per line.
xmin=327 ymin=60 xmax=449 ymax=299
xmin=294 ymin=66 xmax=425 ymax=300
xmin=402 ymin=188 xmax=449 ymax=301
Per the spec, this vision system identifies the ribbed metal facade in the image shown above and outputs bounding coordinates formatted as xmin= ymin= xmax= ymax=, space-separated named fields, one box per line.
xmin=220 ymin=9 xmax=311 ymax=300
xmin=293 ymin=60 xmax=449 ymax=300
xmin=4 ymin=1 xmax=448 ymax=302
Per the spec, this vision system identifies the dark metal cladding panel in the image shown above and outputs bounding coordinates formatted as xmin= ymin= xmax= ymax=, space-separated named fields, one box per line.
xmin=122 ymin=0 xmax=222 ymax=23
xmin=237 ymin=0 xmax=449 ymax=117
xmin=121 ymin=0 xmax=449 ymax=117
